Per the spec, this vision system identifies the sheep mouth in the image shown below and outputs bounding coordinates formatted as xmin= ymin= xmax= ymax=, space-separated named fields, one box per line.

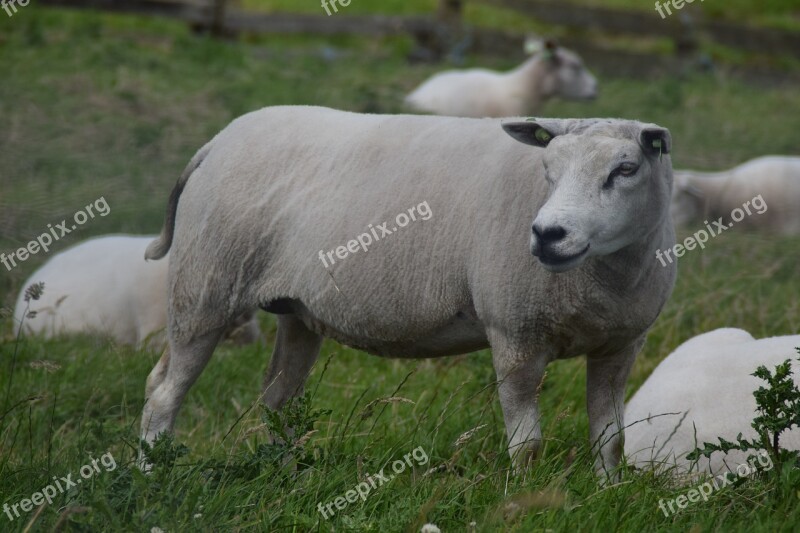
xmin=537 ymin=244 xmax=590 ymax=271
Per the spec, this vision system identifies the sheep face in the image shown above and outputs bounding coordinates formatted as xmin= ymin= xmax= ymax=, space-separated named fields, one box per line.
xmin=503 ymin=119 xmax=672 ymax=273
xmin=542 ymin=48 xmax=598 ymax=102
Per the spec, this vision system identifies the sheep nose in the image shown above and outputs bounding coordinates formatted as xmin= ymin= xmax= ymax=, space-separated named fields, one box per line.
xmin=532 ymin=224 xmax=567 ymax=246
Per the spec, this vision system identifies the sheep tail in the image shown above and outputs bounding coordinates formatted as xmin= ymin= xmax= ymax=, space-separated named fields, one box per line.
xmin=145 ymin=140 xmax=214 ymax=261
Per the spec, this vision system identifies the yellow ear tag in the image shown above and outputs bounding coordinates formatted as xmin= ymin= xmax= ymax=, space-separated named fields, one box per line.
xmin=535 ymin=128 xmax=552 ymax=144
xmin=652 ymin=139 xmax=663 ymax=161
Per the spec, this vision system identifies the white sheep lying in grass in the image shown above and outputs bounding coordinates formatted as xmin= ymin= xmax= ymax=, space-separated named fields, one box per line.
xmin=671 ymin=156 xmax=800 ymax=235
xmin=404 ymin=40 xmax=598 ymax=118
xmin=13 ymin=235 xmax=262 ymax=349
xmin=139 ymin=105 xmax=676 ymax=478
xmin=625 ymin=328 xmax=800 ymax=476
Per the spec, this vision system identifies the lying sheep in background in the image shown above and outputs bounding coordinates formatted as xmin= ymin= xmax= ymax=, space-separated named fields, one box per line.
xmin=671 ymin=156 xmax=800 ymax=235
xmin=140 ymin=105 xmax=675 ymax=479
xmin=13 ymin=235 xmax=262 ymax=349
xmin=404 ymin=40 xmax=598 ymax=118
xmin=625 ymin=328 xmax=800 ymax=476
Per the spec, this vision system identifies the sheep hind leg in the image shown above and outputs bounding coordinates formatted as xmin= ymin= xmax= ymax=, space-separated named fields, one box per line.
xmin=145 ymin=347 xmax=170 ymax=400
xmin=226 ymin=310 xmax=263 ymax=346
xmin=261 ymin=314 xmax=323 ymax=441
xmin=140 ymin=327 xmax=226 ymax=449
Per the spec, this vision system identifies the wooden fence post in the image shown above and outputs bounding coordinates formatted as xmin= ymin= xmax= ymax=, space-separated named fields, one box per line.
xmin=434 ymin=0 xmax=466 ymax=61
xmin=437 ymin=0 xmax=463 ymax=24
xmin=210 ymin=0 xmax=228 ymax=36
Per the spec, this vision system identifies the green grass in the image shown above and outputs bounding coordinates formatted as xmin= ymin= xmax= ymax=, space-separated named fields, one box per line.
xmin=1 ymin=7 xmax=800 ymax=532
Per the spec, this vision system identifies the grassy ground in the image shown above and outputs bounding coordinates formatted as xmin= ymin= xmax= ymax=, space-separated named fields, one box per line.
xmin=1 ymin=6 xmax=800 ymax=532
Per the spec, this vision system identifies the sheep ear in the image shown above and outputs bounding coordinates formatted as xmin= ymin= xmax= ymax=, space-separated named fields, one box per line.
xmin=502 ymin=121 xmax=557 ymax=147
xmin=541 ymin=39 xmax=559 ymax=62
xmin=641 ymin=127 xmax=672 ymax=155
xmin=524 ymin=37 xmax=542 ymax=55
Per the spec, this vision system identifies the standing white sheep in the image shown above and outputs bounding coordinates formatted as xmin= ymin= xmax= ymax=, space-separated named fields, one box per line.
xmin=404 ymin=40 xmax=598 ymax=118
xmin=671 ymin=156 xmax=800 ymax=234
xmin=13 ymin=235 xmax=262 ymax=349
xmin=625 ymin=328 xmax=800 ymax=476
xmin=139 ymin=106 xmax=675 ymax=478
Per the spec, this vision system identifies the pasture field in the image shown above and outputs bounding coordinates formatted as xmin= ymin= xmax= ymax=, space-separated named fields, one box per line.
xmin=2 ymin=6 xmax=800 ymax=532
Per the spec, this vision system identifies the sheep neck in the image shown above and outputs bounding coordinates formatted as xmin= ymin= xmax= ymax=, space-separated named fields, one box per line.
xmin=681 ymin=170 xmax=739 ymax=217
xmin=583 ymin=220 xmax=675 ymax=301
xmin=682 ymin=170 xmax=732 ymax=197
xmin=507 ymin=56 xmax=551 ymax=115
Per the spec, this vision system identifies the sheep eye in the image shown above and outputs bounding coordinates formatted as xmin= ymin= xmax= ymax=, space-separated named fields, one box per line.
xmin=617 ymin=163 xmax=639 ymax=176
xmin=603 ymin=163 xmax=639 ymax=189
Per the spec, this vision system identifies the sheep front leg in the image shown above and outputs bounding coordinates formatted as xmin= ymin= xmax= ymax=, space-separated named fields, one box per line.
xmin=260 ymin=315 xmax=323 ymax=452
xmin=586 ymin=340 xmax=641 ymax=480
xmin=262 ymin=315 xmax=323 ymax=410
xmin=492 ymin=350 xmax=548 ymax=470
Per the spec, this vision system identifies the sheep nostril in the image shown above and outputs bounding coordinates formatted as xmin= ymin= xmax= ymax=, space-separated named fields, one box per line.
xmin=534 ymin=225 xmax=567 ymax=245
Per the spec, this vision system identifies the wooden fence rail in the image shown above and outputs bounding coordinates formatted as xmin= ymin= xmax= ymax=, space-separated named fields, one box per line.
xmin=38 ymin=0 xmax=437 ymax=38
xmin=482 ymin=0 xmax=800 ymax=58
xmin=37 ymin=0 xmax=800 ymax=83
xmin=38 ymin=0 xmax=800 ymax=56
